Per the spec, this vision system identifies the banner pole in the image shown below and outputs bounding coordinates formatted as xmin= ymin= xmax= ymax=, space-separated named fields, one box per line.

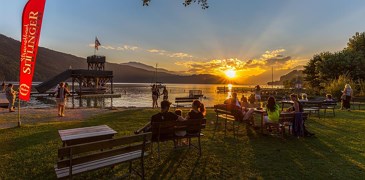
xmin=18 ymin=97 xmax=21 ymax=127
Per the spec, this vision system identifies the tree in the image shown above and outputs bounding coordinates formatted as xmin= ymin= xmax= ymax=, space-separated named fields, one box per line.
xmin=142 ymin=0 xmax=209 ymax=9
xmin=347 ymin=32 xmax=365 ymax=55
xmin=303 ymin=32 xmax=365 ymax=94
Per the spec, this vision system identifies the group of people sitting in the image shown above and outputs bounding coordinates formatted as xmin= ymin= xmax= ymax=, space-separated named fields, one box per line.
xmin=223 ymin=92 xmax=315 ymax=137
xmin=135 ymin=99 xmax=206 ymax=145
xmin=135 ymin=91 xmax=315 ymax=140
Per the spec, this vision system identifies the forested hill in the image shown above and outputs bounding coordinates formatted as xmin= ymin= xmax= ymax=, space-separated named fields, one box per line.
xmin=0 ymin=34 xmax=222 ymax=84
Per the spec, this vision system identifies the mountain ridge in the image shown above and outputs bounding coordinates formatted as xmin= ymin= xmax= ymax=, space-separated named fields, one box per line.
xmin=0 ymin=34 xmax=223 ymax=84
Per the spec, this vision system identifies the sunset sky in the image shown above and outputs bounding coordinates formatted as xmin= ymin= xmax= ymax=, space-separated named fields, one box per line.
xmin=2 ymin=0 xmax=365 ymax=84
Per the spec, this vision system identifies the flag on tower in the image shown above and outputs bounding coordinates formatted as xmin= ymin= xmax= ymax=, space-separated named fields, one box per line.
xmin=95 ymin=36 xmax=101 ymax=50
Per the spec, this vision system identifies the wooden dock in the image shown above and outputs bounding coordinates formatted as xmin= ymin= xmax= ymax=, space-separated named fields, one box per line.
xmin=78 ymin=94 xmax=121 ymax=99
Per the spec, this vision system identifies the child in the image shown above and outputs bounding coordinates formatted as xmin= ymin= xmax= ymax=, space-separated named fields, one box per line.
xmin=174 ymin=109 xmax=187 ymax=146
xmin=324 ymin=94 xmax=334 ymax=102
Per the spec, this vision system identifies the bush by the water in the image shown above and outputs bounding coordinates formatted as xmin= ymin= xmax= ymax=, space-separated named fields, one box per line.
xmin=324 ymin=74 xmax=356 ymax=100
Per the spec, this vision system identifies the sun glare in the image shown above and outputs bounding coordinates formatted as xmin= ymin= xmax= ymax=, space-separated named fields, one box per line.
xmin=225 ymin=69 xmax=236 ymax=79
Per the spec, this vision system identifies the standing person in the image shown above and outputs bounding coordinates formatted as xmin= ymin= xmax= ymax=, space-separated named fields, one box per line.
xmin=162 ymin=86 xmax=169 ymax=100
xmin=342 ymin=84 xmax=353 ymax=111
xmin=151 ymin=84 xmax=159 ymax=108
xmin=56 ymin=82 xmax=70 ymax=117
xmin=5 ymin=84 xmax=17 ymax=112
xmin=254 ymin=85 xmax=261 ymax=103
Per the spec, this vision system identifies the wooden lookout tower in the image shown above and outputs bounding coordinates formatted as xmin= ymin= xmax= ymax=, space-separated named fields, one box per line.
xmin=35 ymin=55 xmax=114 ymax=95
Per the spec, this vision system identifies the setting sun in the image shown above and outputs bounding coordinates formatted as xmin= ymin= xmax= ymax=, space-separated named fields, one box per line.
xmin=225 ymin=69 xmax=236 ymax=79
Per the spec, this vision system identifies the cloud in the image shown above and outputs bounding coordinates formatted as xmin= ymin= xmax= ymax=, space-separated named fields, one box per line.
xmin=88 ymin=44 xmax=138 ymax=51
xmin=147 ymin=49 xmax=166 ymax=53
xmin=147 ymin=49 xmax=193 ymax=59
xmin=175 ymin=49 xmax=308 ymax=83
xmin=117 ymin=45 xmax=139 ymax=51
xmin=169 ymin=53 xmax=193 ymax=58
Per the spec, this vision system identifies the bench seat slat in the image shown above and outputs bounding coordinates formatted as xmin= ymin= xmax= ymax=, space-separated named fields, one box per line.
xmin=55 ymin=150 xmax=148 ymax=178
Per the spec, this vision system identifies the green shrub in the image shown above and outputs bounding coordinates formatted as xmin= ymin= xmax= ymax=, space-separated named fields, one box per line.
xmin=324 ymin=74 xmax=356 ymax=100
xmin=356 ymin=79 xmax=365 ymax=96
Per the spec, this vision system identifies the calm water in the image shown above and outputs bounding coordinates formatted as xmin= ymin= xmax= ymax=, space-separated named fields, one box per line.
xmin=16 ymin=83 xmax=283 ymax=108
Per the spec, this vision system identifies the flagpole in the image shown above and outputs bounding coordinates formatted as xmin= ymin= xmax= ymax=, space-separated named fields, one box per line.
xmin=18 ymin=97 xmax=21 ymax=127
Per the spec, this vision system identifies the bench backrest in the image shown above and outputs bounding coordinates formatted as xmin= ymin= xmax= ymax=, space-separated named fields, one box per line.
xmin=57 ymin=132 xmax=152 ymax=169
xmin=151 ymin=121 xmax=176 ymax=141
xmin=151 ymin=119 xmax=206 ymax=141
xmin=352 ymin=97 xmax=365 ymax=102
xmin=175 ymin=119 xmax=206 ymax=132
xmin=322 ymin=101 xmax=337 ymax=107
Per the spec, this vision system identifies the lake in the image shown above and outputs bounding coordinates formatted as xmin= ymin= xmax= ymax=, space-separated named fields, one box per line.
xmin=15 ymin=83 xmax=284 ymax=108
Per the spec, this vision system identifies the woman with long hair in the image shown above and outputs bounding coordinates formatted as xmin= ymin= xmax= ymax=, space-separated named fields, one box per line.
xmin=342 ymin=84 xmax=353 ymax=111
xmin=186 ymin=100 xmax=206 ymax=119
xmin=264 ymin=96 xmax=280 ymax=124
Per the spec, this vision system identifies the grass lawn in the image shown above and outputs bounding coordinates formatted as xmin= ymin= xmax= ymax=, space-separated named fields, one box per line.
xmin=0 ymin=108 xmax=364 ymax=179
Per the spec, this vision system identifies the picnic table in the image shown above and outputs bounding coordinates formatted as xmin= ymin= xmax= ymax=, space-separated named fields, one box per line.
xmin=254 ymin=108 xmax=297 ymax=134
xmin=58 ymin=125 xmax=117 ymax=146
xmin=281 ymin=100 xmax=325 ymax=118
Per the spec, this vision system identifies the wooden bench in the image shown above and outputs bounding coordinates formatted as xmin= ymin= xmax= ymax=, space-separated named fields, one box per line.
xmin=151 ymin=118 xmax=206 ymax=158
xmin=174 ymin=97 xmax=199 ymax=107
xmin=351 ymin=97 xmax=365 ymax=110
xmin=54 ymin=132 xmax=152 ymax=179
xmin=320 ymin=101 xmax=337 ymax=117
xmin=213 ymin=104 xmax=250 ymax=137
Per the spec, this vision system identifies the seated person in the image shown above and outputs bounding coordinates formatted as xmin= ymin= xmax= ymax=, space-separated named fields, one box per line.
xmin=135 ymin=100 xmax=185 ymax=135
xmin=324 ymin=94 xmax=334 ymax=102
xmin=185 ymin=100 xmax=206 ymax=134
xmin=224 ymin=92 xmax=254 ymax=123
xmin=175 ymin=109 xmax=183 ymax=116
xmin=301 ymin=93 xmax=308 ymax=101
xmin=240 ymin=94 xmax=249 ymax=108
xmin=174 ymin=109 xmax=186 ymax=137
xmin=264 ymin=96 xmax=280 ymax=124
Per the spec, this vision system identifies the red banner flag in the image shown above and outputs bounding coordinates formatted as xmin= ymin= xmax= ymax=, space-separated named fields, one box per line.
xmin=19 ymin=0 xmax=46 ymax=101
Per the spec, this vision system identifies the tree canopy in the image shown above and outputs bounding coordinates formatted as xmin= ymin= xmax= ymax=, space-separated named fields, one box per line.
xmin=142 ymin=0 xmax=209 ymax=9
xmin=303 ymin=32 xmax=365 ymax=93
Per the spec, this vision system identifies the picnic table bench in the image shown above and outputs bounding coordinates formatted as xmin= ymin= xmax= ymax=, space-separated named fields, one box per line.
xmin=213 ymin=104 xmax=250 ymax=137
xmin=281 ymin=100 xmax=335 ymax=118
xmin=54 ymin=132 xmax=152 ymax=179
xmin=58 ymin=125 xmax=117 ymax=146
xmin=254 ymin=110 xmax=309 ymax=136
xmin=351 ymin=97 xmax=365 ymax=110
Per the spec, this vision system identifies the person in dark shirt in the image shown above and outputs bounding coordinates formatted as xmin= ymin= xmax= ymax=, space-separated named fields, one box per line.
xmin=135 ymin=100 xmax=185 ymax=134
